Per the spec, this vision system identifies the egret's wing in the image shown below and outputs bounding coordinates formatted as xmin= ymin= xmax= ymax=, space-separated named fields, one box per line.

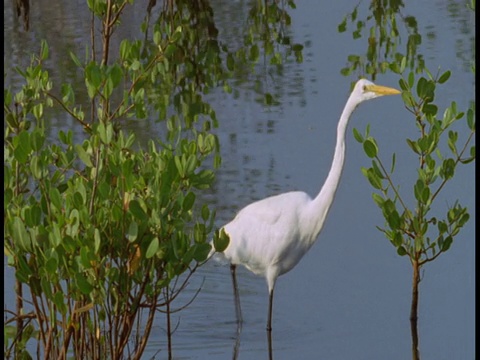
xmin=222 ymin=191 xmax=312 ymax=274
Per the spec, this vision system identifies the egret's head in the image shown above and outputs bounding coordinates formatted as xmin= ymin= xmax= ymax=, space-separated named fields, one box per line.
xmin=351 ymin=78 xmax=401 ymax=104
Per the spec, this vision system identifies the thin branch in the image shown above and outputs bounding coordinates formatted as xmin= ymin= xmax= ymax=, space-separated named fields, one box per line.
xmin=375 ymin=155 xmax=409 ymax=212
xmin=45 ymin=92 xmax=92 ymax=132
xmin=430 ymin=129 xmax=475 ymax=202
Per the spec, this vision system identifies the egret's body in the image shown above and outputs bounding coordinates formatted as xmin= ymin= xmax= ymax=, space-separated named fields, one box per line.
xmin=216 ymin=79 xmax=400 ymax=331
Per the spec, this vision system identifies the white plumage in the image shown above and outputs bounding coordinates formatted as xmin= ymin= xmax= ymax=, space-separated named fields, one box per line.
xmin=214 ymin=79 xmax=400 ymax=331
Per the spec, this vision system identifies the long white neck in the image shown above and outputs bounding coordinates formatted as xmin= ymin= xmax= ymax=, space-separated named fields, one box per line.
xmin=308 ymin=95 xmax=359 ymax=239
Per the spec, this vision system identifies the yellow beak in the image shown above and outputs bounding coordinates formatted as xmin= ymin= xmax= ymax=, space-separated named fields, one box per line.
xmin=365 ymin=84 xmax=401 ymax=95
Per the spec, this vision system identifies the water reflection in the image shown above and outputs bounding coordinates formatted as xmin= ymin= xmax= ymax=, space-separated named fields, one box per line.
xmin=232 ymin=326 xmax=275 ymax=360
xmin=337 ymin=1 xmax=426 ymax=79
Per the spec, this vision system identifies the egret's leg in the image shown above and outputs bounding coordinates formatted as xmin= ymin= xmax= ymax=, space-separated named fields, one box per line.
xmin=230 ymin=264 xmax=243 ymax=327
xmin=267 ymin=328 xmax=274 ymax=360
xmin=267 ymin=287 xmax=275 ymax=331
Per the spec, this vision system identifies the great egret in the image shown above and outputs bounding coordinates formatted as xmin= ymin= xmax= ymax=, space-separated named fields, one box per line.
xmin=215 ymin=79 xmax=400 ymax=331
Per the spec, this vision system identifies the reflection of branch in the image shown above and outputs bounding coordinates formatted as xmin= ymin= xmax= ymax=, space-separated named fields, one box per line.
xmin=15 ymin=0 xmax=30 ymax=31
xmin=338 ymin=1 xmax=425 ymax=78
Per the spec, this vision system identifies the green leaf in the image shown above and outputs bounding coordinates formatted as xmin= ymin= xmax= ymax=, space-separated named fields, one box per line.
xmin=340 ymin=67 xmax=353 ymax=76
xmin=397 ymin=246 xmax=408 ymax=256
xmin=438 ymin=221 xmax=448 ymax=234
xmin=441 ymin=158 xmax=455 ymax=180
xmin=85 ymin=62 xmax=102 ymax=88
xmin=184 ymin=155 xmax=197 ymax=175
xmin=104 ymin=77 xmax=113 ymax=99
xmin=33 ymin=103 xmax=44 ymax=120
xmin=49 ymin=223 xmax=62 ymax=247
xmin=441 ymin=235 xmax=453 ymax=251
xmin=201 ymin=204 xmax=210 ymax=222
xmin=416 ymin=77 xmax=428 ymax=98
xmin=399 ymin=78 xmax=409 ymax=92
xmin=75 ymin=144 xmax=93 ymax=167
xmin=109 ymin=64 xmax=123 ymax=88
xmin=264 ymin=92 xmax=274 ymax=105
xmin=292 ymin=44 xmax=304 ymax=52
xmin=31 ymin=129 xmax=45 ymax=151
xmin=194 ymin=223 xmax=206 ymax=243
xmin=30 ymin=155 xmax=42 ymax=180
xmin=98 ymin=122 xmax=113 ymax=144
xmin=12 ymin=217 xmax=31 ymax=252
xmin=146 ymin=237 xmax=159 ymax=259
xmin=363 ymin=139 xmax=378 ymax=158
xmin=174 ymin=155 xmax=185 ymax=177
xmin=438 ymin=70 xmax=451 ymax=84
xmin=53 ymin=291 xmax=67 ymax=315
xmin=119 ymin=39 xmax=130 ymax=60
xmin=347 ymin=54 xmax=360 ymax=62
xmin=387 ymin=209 xmax=401 ymax=229
xmin=390 ymin=153 xmax=396 ymax=173
xmin=26 ymin=205 xmax=42 ymax=227
xmin=352 ymin=128 xmax=364 ymax=143
xmin=127 ymin=221 xmax=138 ymax=242
xmin=414 ymin=179 xmax=424 ymax=202
xmin=164 ymin=44 xmax=177 ymax=58
xmin=193 ymin=243 xmax=211 ymax=261
xmin=401 ymin=91 xmax=415 ymax=107
xmin=213 ymin=228 xmax=230 ymax=253
xmin=372 ymin=193 xmax=384 ymax=207
xmin=13 ymin=131 xmax=32 ymax=164
xmin=467 ymin=108 xmax=475 ymax=130
xmin=4 ymin=325 xmax=17 ymax=340
xmin=45 ymin=257 xmax=58 ymax=275
xmin=447 ymin=130 xmax=458 ymax=154
xmin=381 ymin=199 xmax=401 ymax=229
xmin=399 ymin=56 xmax=407 ymax=73
xmin=362 ymin=167 xmax=383 ymax=190
xmin=40 ymin=40 xmax=49 ymax=60
xmin=183 ymin=192 xmax=196 ymax=211
xmin=80 ymin=247 xmax=92 ymax=269
xmin=422 ymin=103 xmax=438 ymax=116
xmin=421 ymin=187 xmax=431 ymax=203
xmin=458 ymin=213 xmax=470 ymax=227
xmin=70 ymin=51 xmax=82 ymax=67
xmin=406 ymin=139 xmax=420 ymax=154
xmin=338 ymin=18 xmax=347 ymax=32
xmin=371 ymin=160 xmax=385 ymax=179
xmin=94 ymin=228 xmax=101 ymax=254
xmin=41 ymin=277 xmax=53 ymax=299
xmin=415 ymin=235 xmax=424 ymax=252
xmin=408 ymin=72 xmax=415 ymax=88
xmin=249 ymin=44 xmax=259 ymax=62
xmin=129 ymin=200 xmax=147 ymax=220
xmin=49 ymin=187 xmax=62 ymax=210
xmin=76 ymin=272 xmax=94 ymax=295
xmin=392 ymin=231 xmax=403 ymax=247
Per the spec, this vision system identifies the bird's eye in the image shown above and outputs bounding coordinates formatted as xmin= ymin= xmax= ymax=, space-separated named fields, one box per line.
xmin=362 ymin=85 xmax=367 ymax=92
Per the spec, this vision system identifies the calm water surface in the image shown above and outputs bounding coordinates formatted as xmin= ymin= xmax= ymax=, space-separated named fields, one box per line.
xmin=4 ymin=1 xmax=474 ymax=359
